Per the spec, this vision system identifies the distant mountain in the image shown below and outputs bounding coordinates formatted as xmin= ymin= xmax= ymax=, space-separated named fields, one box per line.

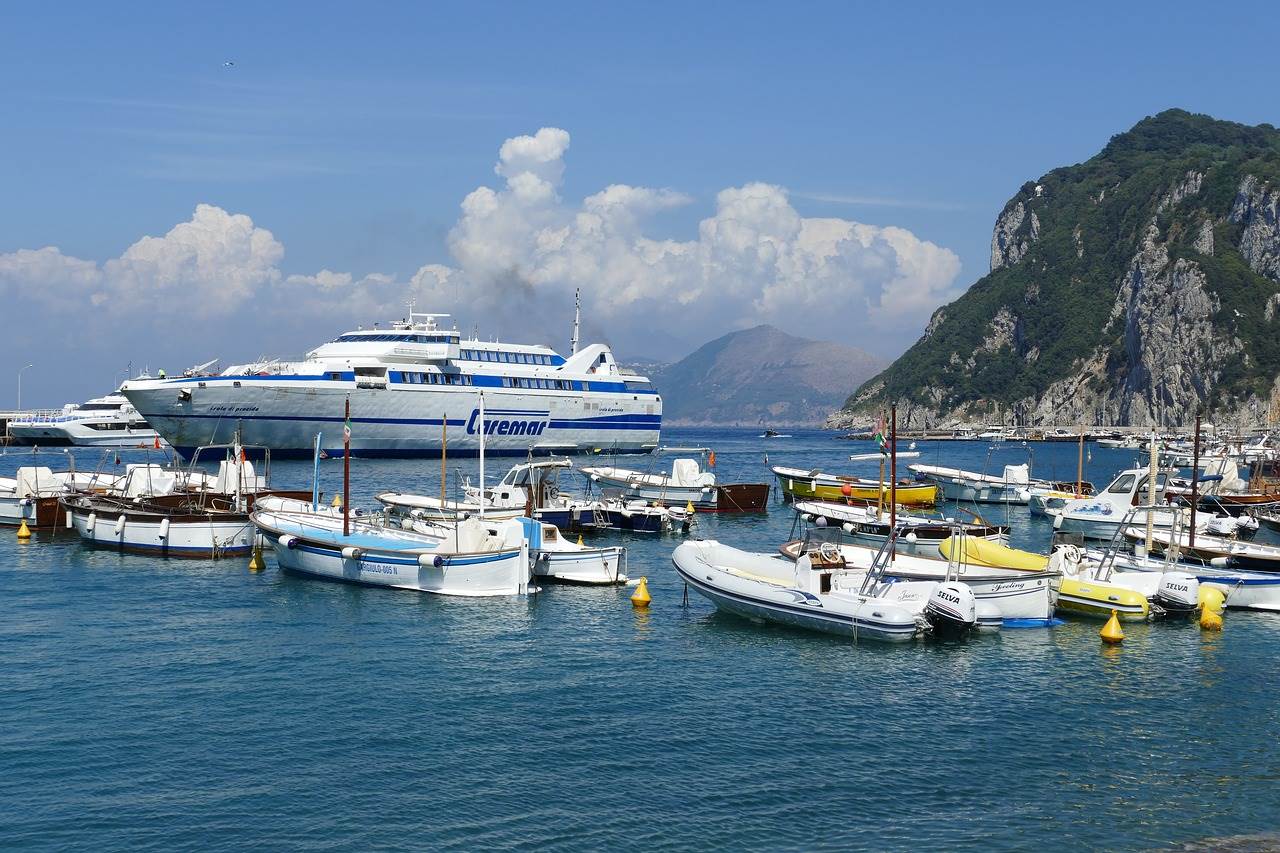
xmin=647 ymin=325 xmax=884 ymax=426
xmin=832 ymin=109 xmax=1280 ymax=429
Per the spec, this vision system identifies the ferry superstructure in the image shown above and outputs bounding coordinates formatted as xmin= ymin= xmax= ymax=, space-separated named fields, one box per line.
xmin=120 ymin=313 xmax=662 ymax=458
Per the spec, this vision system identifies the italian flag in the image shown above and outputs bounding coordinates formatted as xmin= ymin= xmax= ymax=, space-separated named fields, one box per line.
xmin=873 ymin=413 xmax=887 ymax=454
xmin=343 ymin=414 xmax=352 ymax=442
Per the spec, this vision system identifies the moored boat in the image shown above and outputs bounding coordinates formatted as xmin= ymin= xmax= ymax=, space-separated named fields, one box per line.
xmin=582 ymin=452 xmax=768 ymax=512
xmin=771 ymin=465 xmax=938 ymax=506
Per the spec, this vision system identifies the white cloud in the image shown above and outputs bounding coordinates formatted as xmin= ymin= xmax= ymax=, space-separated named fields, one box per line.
xmin=1 ymin=127 xmax=963 ymax=400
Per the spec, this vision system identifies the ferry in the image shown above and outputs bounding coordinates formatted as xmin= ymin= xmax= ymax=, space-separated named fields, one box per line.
xmin=7 ymin=392 xmax=165 ymax=448
xmin=120 ymin=311 xmax=662 ymax=458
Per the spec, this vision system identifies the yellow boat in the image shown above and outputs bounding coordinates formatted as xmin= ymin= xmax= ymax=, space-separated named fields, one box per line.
xmin=939 ymin=536 xmax=1150 ymax=621
xmin=771 ymin=466 xmax=938 ymax=507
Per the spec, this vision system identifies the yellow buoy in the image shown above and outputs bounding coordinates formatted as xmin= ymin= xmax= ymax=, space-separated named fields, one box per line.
xmin=685 ymin=500 xmax=695 ymax=514
xmin=1100 ymin=610 xmax=1124 ymax=644
xmin=1200 ymin=607 xmax=1223 ymax=631
xmin=16 ymin=518 xmax=32 ymax=540
xmin=1199 ymin=586 xmax=1226 ymax=615
xmin=248 ymin=544 xmax=265 ymax=572
xmin=576 ymin=534 xmax=584 ymax=547
xmin=331 ymin=494 xmax=342 ymax=509
xmin=630 ymin=576 xmax=651 ymax=608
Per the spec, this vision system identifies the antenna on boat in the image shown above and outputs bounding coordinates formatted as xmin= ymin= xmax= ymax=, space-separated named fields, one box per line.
xmin=570 ymin=287 xmax=581 ymax=355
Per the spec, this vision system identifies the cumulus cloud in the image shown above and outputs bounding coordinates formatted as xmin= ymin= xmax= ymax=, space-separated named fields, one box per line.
xmin=2 ymin=127 xmax=963 ymax=399
xmin=406 ymin=129 xmax=962 ymax=355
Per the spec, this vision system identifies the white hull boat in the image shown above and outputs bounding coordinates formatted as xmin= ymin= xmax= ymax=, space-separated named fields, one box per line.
xmin=672 ymin=540 xmax=991 ymax=642
xmin=63 ymin=497 xmax=255 ymax=558
xmin=582 ymin=458 xmax=716 ymax=507
xmin=253 ymin=502 xmax=533 ymax=596
xmin=1099 ymin=551 xmax=1280 ymax=612
xmin=7 ymin=392 xmax=165 ymax=448
xmin=908 ymin=463 xmax=1033 ymax=504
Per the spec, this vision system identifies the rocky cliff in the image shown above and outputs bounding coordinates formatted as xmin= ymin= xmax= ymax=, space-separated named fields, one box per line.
xmin=648 ymin=325 xmax=883 ymax=426
xmin=830 ymin=109 xmax=1280 ymax=430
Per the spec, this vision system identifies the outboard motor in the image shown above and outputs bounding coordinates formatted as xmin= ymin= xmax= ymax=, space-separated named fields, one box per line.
xmin=1153 ymin=572 xmax=1200 ymax=618
xmin=924 ymin=581 xmax=978 ymax=638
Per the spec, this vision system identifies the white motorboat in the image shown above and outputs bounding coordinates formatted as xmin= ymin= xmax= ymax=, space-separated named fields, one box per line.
xmin=582 ymin=451 xmax=769 ymax=512
xmin=778 ymin=531 xmax=1057 ymax=623
xmin=672 ymin=539 xmax=992 ymax=642
xmin=1048 ymin=468 xmax=1189 ymax=540
xmin=790 ymin=499 xmax=1008 ymax=557
xmin=253 ymin=499 xmax=534 ymax=596
xmin=7 ymin=392 xmax=166 ymax=448
xmin=909 ymin=462 xmax=1036 ymax=504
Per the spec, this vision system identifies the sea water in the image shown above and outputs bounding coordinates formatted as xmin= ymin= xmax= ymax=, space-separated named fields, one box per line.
xmin=3 ymin=429 xmax=1279 ymax=851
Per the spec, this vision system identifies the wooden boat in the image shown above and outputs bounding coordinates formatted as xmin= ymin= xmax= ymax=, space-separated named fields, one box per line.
xmin=790 ymin=499 xmax=1007 ymax=556
xmin=583 ymin=454 xmax=769 ymax=512
xmin=771 ymin=465 xmax=938 ymax=506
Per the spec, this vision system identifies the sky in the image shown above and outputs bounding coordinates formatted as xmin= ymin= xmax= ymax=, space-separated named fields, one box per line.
xmin=3 ymin=0 xmax=1279 ymax=406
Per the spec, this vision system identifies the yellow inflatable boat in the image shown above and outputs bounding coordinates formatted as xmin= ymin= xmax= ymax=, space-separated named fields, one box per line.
xmin=939 ymin=536 xmax=1150 ymax=621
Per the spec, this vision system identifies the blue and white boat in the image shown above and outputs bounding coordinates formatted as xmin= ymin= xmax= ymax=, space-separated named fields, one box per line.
xmin=120 ymin=311 xmax=661 ymax=458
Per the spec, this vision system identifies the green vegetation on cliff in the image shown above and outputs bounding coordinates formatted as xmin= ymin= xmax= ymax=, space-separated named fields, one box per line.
xmin=842 ymin=110 xmax=1280 ymax=425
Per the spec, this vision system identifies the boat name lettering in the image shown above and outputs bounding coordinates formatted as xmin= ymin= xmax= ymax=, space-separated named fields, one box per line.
xmin=465 ymin=409 xmax=550 ymax=436
xmin=990 ymin=582 xmax=1027 ymax=592
xmin=208 ymin=405 xmax=262 ymax=414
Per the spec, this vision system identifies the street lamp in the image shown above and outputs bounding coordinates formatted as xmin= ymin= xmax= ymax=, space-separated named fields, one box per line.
xmin=17 ymin=363 xmax=33 ymax=412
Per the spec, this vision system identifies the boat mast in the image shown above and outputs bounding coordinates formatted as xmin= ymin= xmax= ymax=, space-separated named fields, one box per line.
xmin=1189 ymin=413 xmax=1201 ymax=550
xmin=1076 ymin=426 xmax=1084 ymax=496
xmin=1146 ymin=433 xmax=1158 ymax=553
xmin=441 ymin=413 xmax=448 ymax=511
xmin=343 ymin=396 xmax=351 ymax=537
xmin=478 ymin=391 xmax=486 ymax=519
xmin=570 ymin=287 xmax=581 ymax=356
xmin=890 ymin=404 xmax=897 ymax=558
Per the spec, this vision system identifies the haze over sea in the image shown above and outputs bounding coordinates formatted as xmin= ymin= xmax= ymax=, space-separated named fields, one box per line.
xmin=4 ymin=428 xmax=1279 ymax=851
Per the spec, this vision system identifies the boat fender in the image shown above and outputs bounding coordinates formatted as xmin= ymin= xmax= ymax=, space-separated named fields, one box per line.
xmin=65 ymin=510 xmax=74 ymax=530
xmin=814 ymin=516 xmax=828 ymax=528
xmin=842 ymin=523 xmax=855 ymax=534
xmin=114 ymin=515 xmax=126 ymax=535
xmin=18 ymin=497 xmax=30 ymax=508
xmin=905 ymin=531 xmax=918 ymax=543
xmin=340 ymin=546 xmax=362 ymax=560
xmin=433 ymin=554 xmax=446 ymax=568
xmin=801 ymin=513 xmax=814 ymax=522
xmin=159 ymin=518 xmax=170 ymax=541
xmin=86 ymin=512 xmax=96 ymax=533
xmin=1209 ymin=556 xmax=1230 ymax=567
xmin=279 ymin=534 xmax=297 ymax=549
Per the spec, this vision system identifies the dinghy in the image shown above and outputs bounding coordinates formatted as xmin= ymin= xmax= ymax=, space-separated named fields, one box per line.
xmin=672 ymin=538 xmax=991 ymax=642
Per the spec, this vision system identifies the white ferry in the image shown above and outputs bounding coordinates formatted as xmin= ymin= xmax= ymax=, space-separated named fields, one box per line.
xmin=7 ymin=392 xmax=166 ymax=448
xmin=120 ymin=312 xmax=662 ymax=458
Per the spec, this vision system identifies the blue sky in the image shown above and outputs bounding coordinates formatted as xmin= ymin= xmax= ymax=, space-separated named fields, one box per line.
xmin=3 ymin=1 xmax=1279 ymax=405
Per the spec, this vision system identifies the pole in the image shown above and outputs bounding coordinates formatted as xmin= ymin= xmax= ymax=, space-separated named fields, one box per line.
xmin=877 ymin=454 xmax=885 ymax=518
xmin=343 ymin=397 xmax=351 ymax=537
xmin=17 ymin=363 xmax=33 ymax=411
xmin=1189 ymin=413 xmax=1201 ymax=550
xmin=311 ymin=432 xmax=322 ymax=511
xmin=478 ymin=391 xmax=486 ymax=519
xmin=1145 ymin=433 xmax=1157 ymax=554
xmin=890 ymin=404 xmax=897 ymax=557
xmin=440 ymin=413 xmax=448 ymax=510
xmin=1076 ymin=427 xmax=1084 ymax=495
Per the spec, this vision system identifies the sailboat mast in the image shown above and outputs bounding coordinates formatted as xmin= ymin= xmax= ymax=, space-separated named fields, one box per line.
xmin=570 ymin=287 xmax=581 ymax=356
xmin=1189 ymin=413 xmax=1201 ymax=549
xmin=343 ymin=396 xmax=351 ymax=537
xmin=889 ymin=404 xmax=897 ymax=557
xmin=441 ymin=413 xmax=448 ymax=510
xmin=1146 ymin=434 xmax=1157 ymax=553
xmin=478 ymin=392 xmax=486 ymax=519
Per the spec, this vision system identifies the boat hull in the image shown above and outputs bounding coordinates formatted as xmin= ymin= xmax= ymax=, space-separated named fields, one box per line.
xmin=124 ymin=380 xmax=660 ymax=459
xmin=257 ymin=522 xmax=530 ymax=596
xmin=774 ymin=470 xmax=938 ymax=507
xmin=0 ymin=495 xmax=62 ymax=528
xmin=64 ymin=501 xmax=255 ymax=558
xmin=534 ymin=546 xmax=627 ymax=584
xmin=672 ymin=555 xmax=919 ymax=642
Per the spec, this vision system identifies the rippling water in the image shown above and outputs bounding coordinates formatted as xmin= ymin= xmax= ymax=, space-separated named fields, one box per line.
xmin=3 ymin=429 xmax=1279 ymax=851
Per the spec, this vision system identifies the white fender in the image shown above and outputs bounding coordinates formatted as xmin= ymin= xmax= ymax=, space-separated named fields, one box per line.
xmin=278 ymin=533 xmax=297 ymax=550
xmin=65 ymin=510 xmax=74 ymax=530
xmin=158 ymin=518 xmax=170 ymax=541
xmin=114 ymin=515 xmax=126 ymax=535
xmin=842 ymin=522 xmax=855 ymax=533
xmin=86 ymin=512 xmax=96 ymax=533
xmin=340 ymin=546 xmax=363 ymax=560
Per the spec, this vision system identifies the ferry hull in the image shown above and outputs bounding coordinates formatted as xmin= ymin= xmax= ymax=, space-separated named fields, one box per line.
xmin=124 ymin=381 xmax=660 ymax=459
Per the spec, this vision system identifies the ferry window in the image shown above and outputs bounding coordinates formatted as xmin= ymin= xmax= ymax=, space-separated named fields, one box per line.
xmin=464 ymin=376 xmax=473 ymax=385
xmin=1108 ymin=474 xmax=1137 ymax=494
xmin=329 ymin=372 xmax=341 ymax=380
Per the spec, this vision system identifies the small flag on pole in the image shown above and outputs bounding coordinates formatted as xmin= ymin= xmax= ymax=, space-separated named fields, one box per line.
xmin=343 ymin=413 xmax=352 ymax=442
xmin=872 ymin=413 xmax=888 ymax=455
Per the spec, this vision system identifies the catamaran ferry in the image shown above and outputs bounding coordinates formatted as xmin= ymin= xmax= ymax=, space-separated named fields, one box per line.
xmin=121 ymin=312 xmax=662 ymax=458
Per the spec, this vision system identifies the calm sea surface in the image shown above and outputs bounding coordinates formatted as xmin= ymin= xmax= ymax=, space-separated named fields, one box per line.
xmin=3 ymin=428 xmax=1279 ymax=851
